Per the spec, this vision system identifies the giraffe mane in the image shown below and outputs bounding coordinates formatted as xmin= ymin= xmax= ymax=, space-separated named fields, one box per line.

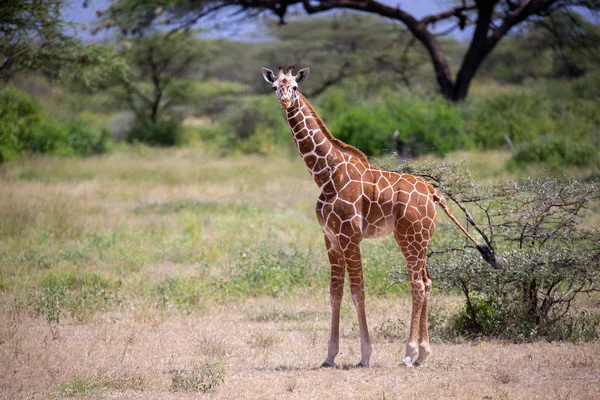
xmin=297 ymin=92 xmax=369 ymax=164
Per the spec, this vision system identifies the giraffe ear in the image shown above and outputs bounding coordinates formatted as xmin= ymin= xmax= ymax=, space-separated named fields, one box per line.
xmin=261 ymin=67 xmax=276 ymax=83
xmin=294 ymin=67 xmax=310 ymax=84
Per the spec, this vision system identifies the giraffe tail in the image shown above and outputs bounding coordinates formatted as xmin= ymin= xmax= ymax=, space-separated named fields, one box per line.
xmin=430 ymin=187 xmax=499 ymax=269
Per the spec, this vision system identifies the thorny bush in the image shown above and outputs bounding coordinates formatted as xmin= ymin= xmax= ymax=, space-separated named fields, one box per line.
xmin=390 ymin=160 xmax=600 ymax=342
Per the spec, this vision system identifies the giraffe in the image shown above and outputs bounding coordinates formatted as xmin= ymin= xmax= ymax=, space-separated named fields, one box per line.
xmin=261 ymin=65 xmax=497 ymax=368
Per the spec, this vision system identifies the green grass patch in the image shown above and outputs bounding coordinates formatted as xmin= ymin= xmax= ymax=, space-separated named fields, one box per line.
xmin=26 ymin=271 xmax=119 ymax=323
xmin=57 ymin=375 xmax=147 ymax=397
xmin=170 ymin=358 xmax=226 ymax=393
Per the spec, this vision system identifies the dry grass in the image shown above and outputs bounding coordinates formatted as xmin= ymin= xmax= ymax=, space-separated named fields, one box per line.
xmin=1 ymin=296 xmax=599 ymax=399
xmin=1 ymin=148 xmax=598 ymax=399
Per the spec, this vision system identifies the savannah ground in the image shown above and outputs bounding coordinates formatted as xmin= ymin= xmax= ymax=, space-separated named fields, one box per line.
xmin=1 ymin=148 xmax=598 ymax=399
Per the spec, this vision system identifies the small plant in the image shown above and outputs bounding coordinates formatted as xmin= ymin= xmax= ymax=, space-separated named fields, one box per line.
xmin=57 ymin=375 xmax=146 ymax=397
xmin=170 ymin=358 xmax=226 ymax=393
xmin=374 ymin=319 xmax=406 ymax=342
xmin=57 ymin=376 xmax=95 ymax=397
xmin=28 ymin=271 xmax=117 ymax=324
xmin=247 ymin=332 xmax=280 ymax=349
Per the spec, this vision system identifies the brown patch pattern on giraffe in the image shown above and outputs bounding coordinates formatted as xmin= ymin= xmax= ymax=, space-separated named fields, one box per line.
xmin=262 ymin=66 xmax=494 ymax=368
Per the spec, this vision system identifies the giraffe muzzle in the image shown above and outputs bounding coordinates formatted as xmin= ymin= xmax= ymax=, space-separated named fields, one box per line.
xmin=280 ymin=98 xmax=292 ymax=109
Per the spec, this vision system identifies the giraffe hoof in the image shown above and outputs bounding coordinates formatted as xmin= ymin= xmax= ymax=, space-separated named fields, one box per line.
xmin=402 ymin=356 xmax=414 ymax=367
xmin=321 ymin=361 xmax=338 ymax=368
xmin=356 ymin=361 xmax=370 ymax=368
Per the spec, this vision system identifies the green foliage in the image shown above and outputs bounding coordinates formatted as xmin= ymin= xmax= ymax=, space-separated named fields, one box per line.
xmin=170 ymin=358 xmax=226 ymax=393
xmin=0 ymin=86 xmax=44 ymax=161
xmin=332 ymin=92 xmax=469 ymax=157
xmin=28 ymin=271 xmax=118 ymax=323
xmin=572 ymin=70 xmax=600 ymax=100
xmin=465 ymin=80 xmax=600 ymax=167
xmin=510 ymin=135 xmax=600 ymax=168
xmin=57 ymin=375 xmax=146 ymax=397
xmin=0 ymin=0 xmax=78 ymax=80
xmin=188 ymin=80 xmax=246 ymax=116
xmin=0 ymin=87 xmax=110 ymax=160
xmin=332 ymin=103 xmax=396 ymax=156
xmin=200 ymin=95 xmax=292 ymax=155
xmin=126 ymin=119 xmax=184 ymax=146
xmin=105 ymin=31 xmax=207 ymax=133
xmin=464 ymin=89 xmax=555 ymax=149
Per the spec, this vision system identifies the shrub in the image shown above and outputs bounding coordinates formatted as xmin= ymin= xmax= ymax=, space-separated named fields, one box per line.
xmin=572 ymin=71 xmax=600 ymax=100
xmin=465 ymin=80 xmax=600 ymax=162
xmin=332 ymin=104 xmax=397 ymax=156
xmin=464 ymin=89 xmax=555 ymax=149
xmin=28 ymin=271 xmax=117 ymax=323
xmin=126 ymin=119 xmax=184 ymax=146
xmin=395 ymin=161 xmax=600 ymax=342
xmin=510 ymin=134 xmax=600 ymax=168
xmin=199 ymin=95 xmax=292 ymax=155
xmin=0 ymin=86 xmax=45 ymax=161
xmin=0 ymin=87 xmax=110 ymax=160
xmin=65 ymin=120 xmax=111 ymax=156
xmin=332 ymin=92 xmax=469 ymax=157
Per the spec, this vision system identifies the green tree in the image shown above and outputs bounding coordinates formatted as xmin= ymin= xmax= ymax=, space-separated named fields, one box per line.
xmin=1 ymin=1 xmax=126 ymax=86
xmin=1 ymin=0 xmax=76 ymax=80
xmin=96 ymin=31 xmax=207 ymax=144
xmin=118 ymin=32 xmax=207 ymax=125
xmin=101 ymin=0 xmax=600 ymax=102
xmin=259 ymin=14 xmax=431 ymax=96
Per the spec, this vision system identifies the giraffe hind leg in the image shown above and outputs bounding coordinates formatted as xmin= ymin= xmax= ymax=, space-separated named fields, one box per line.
xmin=394 ymin=227 xmax=432 ymax=367
xmin=414 ymin=274 xmax=432 ymax=366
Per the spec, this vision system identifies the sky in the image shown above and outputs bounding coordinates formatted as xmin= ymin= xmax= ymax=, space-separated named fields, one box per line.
xmin=63 ymin=0 xmax=477 ymax=42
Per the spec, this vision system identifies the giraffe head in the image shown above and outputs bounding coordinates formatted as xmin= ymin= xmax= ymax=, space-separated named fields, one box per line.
xmin=262 ymin=65 xmax=310 ymax=109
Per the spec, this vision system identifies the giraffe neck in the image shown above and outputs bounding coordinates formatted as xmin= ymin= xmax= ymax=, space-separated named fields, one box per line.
xmin=286 ymin=93 xmax=345 ymax=187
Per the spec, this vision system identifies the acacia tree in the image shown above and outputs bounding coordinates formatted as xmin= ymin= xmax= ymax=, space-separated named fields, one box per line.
xmin=0 ymin=0 xmax=84 ymax=81
xmin=1 ymin=0 xmax=124 ymax=84
xmin=118 ymin=32 xmax=207 ymax=126
xmin=99 ymin=0 xmax=600 ymax=102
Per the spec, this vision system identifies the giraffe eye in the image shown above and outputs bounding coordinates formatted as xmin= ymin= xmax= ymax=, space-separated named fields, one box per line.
xmin=272 ymin=87 xmax=277 ymax=92
xmin=292 ymin=87 xmax=297 ymax=91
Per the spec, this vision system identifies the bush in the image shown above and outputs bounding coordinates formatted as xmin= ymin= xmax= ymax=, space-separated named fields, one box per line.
xmin=332 ymin=104 xmax=397 ymax=156
xmin=510 ymin=135 xmax=600 ymax=168
xmin=332 ymin=92 xmax=469 ymax=157
xmin=199 ymin=95 xmax=292 ymax=155
xmin=126 ymin=119 xmax=184 ymax=146
xmin=0 ymin=86 xmax=110 ymax=160
xmin=464 ymin=89 xmax=555 ymax=149
xmin=395 ymin=161 xmax=600 ymax=342
xmin=64 ymin=120 xmax=111 ymax=156
xmin=0 ymin=86 xmax=45 ymax=161
xmin=465 ymin=80 xmax=600 ymax=161
xmin=28 ymin=271 xmax=117 ymax=323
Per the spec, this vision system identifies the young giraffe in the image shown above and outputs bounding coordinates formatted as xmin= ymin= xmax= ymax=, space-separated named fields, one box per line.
xmin=262 ymin=65 xmax=496 ymax=367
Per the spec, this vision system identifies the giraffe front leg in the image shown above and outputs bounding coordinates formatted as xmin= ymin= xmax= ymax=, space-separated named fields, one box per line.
xmin=340 ymin=237 xmax=372 ymax=368
xmin=322 ymin=235 xmax=345 ymax=368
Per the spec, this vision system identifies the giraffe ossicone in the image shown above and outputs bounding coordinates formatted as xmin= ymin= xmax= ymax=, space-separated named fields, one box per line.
xmin=262 ymin=65 xmax=496 ymax=368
